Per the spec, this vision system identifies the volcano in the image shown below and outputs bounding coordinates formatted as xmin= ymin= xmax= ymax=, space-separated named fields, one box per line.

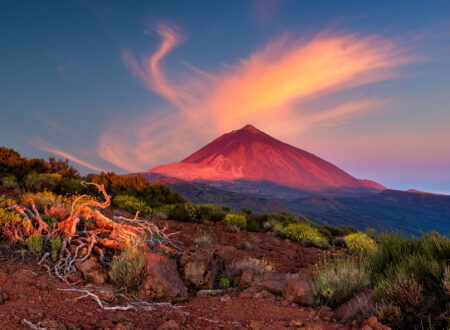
xmin=147 ymin=124 xmax=385 ymax=195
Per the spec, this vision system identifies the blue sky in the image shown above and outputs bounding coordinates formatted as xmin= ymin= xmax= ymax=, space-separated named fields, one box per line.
xmin=1 ymin=0 xmax=450 ymax=194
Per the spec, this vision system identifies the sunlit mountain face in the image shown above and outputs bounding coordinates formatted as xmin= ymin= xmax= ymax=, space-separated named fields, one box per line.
xmin=148 ymin=124 xmax=384 ymax=197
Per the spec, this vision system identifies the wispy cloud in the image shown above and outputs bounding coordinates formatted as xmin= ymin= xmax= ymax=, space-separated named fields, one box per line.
xmin=31 ymin=137 xmax=105 ymax=173
xmin=100 ymin=24 xmax=414 ymax=172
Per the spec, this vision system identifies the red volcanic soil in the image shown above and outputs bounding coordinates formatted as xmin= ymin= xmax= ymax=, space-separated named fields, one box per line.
xmin=149 ymin=124 xmax=385 ymax=192
xmin=0 ymin=216 xmax=361 ymax=330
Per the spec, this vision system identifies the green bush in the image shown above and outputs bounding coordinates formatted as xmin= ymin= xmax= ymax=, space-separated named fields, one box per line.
xmin=50 ymin=237 xmax=62 ymax=261
xmin=219 ymin=278 xmax=230 ymax=289
xmin=344 ymin=232 xmax=377 ymax=256
xmin=368 ymin=232 xmax=450 ymax=329
xmin=246 ymin=213 xmax=270 ymax=232
xmin=24 ymin=173 xmax=62 ymax=192
xmin=224 ymin=213 xmax=246 ymax=230
xmin=25 ymin=233 xmax=43 ymax=254
xmin=1 ymin=175 xmax=18 ymax=190
xmin=109 ymin=245 xmax=147 ymax=290
xmin=167 ymin=203 xmax=201 ymax=222
xmin=310 ymin=257 xmax=369 ymax=307
xmin=113 ymin=194 xmax=153 ymax=217
xmin=283 ymin=223 xmax=329 ymax=248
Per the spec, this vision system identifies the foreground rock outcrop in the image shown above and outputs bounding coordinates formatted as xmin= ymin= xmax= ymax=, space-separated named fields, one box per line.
xmin=138 ymin=253 xmax=188 ymax=302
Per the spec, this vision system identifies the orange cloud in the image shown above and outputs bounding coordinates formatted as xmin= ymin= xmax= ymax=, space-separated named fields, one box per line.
xmin=100 ymin=26 xmax=413 ymax=172
xmin=205 ymin=32 xmax=409 ymax=131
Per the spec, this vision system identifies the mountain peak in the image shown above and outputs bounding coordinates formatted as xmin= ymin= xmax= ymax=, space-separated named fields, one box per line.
xmin=239 ymin=124 xmax=260 ymax=133
xmin=148 ymin=125 xmax=385 ymax=193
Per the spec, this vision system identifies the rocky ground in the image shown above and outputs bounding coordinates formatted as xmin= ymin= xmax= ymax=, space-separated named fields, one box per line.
xmin=0 ymin=188 xmax=388 ymax=329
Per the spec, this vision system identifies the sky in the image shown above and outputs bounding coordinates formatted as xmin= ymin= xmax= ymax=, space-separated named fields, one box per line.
xmin=1 ymin=0 xmax=450 ymax=194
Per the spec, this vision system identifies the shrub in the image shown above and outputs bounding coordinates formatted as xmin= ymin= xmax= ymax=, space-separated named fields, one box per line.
xmin=46 ymin=204 xmax=70 ymax=222
xmin=209 ymin=210 xmax=227 ymax=222
xmin=1 ymin=175 xmax=18 ymax=190
xmin=246 ymin=213 xmax=270 ymax=232
xmin=344 ymin=232 xmax=377 ymax=256
xmin=86 ymin=172 xmax=185 ymax=207
xmin=25 ymin=173 xmax=62 ymax=192
xmin=368 ymin=232 xmax=450 ymax=329
xmin=310 ymin=257 xmax=369 ymax=308
xmin=0 ymin=206 xmax=33 ymax=241
xmin=283 ymin=223 xmax=329 ymax=248
xmin=113 ymin=194 xmax=153 ymax=217
xmin=227 ymin=257 xmax=273 ymax=278
xmin=109 ymin=245 xmax=147 ymax=290
xmin=223 ymin=214 xmax=246 ymax=231
xmin=21 ymin=191 xmax=59 ymax=212
xmin=194 ymin=229 xmax=214 ymax=246
xmin=50 ymin=237 xmax=62 ymax=261
xmin=337 ymin=293 xmax=376 ymax=322
xmin=167 ymin=203 xmax=201 ymax=222
xmin=219 ymin=278 xmax=230 ymax=289
xmin=25 ymin=233 xmax=43 ymax=254
xmin=375 ymin=275 xmax=424 ymax=328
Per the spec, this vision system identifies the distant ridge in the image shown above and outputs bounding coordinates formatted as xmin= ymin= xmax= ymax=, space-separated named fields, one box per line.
xmin=148 ymin=124 xmax=385 ymax=194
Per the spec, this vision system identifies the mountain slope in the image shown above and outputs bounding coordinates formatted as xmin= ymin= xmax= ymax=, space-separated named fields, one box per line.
xmin=149 ymin=124 xmax=384 ymax=194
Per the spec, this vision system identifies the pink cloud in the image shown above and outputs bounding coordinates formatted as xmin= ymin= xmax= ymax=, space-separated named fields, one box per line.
xmin=100 ymin=26 xmax=414 ymax=172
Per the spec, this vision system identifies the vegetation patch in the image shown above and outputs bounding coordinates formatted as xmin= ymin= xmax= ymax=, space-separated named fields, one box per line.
xmin=109 ymin=244 xmax=147 ymax=290
xmin=310 ymin=257 xmax=369 ymax=308
xmin=344 ymin=232 xmax=377 ymax=256
xmin=223 ymin=213 xmax=247 ymax=231
xmin=283 ymin=223 xmax=329 ymax=248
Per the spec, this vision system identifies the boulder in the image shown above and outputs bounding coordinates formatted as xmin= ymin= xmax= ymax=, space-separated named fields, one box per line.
xmin=237 ymin=269 xmax=254 ymax=288
xmin=179 ymin=246 xmax=217 ymax=289
xmin=282 ymin=278 xmax=314 ymax=306
xmin=254 ymin=272 xmax=287 ymax=295
xmin=179 ymin=247 xmax=217 ymax=289
xmin=74 ymin=256 xmax=108 ymax=284
xmin=254 ymin=279 xmax=285 ymax=295
xmin=138 ymin=253 xmax=188 ymax=302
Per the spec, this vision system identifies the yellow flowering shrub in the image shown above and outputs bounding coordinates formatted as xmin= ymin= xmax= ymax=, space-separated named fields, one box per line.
xmin=224 ymin=213 xmax=247 ymax=230
xmin=284 ymin=223 xmax=329 ymax=248
xmin=344 ymin=232 xmax=377 ymax=256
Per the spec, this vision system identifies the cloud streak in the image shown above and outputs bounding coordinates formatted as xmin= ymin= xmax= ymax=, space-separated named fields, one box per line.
xmin=100 ymin=25 xmax=413 ymax=172
xmin=31 ymin=137 xmax=105 ymax=173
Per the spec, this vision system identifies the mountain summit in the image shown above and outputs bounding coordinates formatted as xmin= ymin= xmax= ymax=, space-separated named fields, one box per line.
xmin=148 ymin=124 xmax=385 ymax=193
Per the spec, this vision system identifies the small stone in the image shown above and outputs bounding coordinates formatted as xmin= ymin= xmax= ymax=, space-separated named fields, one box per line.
xmin=219 ymin=294 xmax=231 ymax=303
xmin=95 ymin=288 xmax=116 ymax=303
xmin=40 ymin=319 xmax=64 ymax=330
xmin=289 ymin=320 xmax=304 ymax=327
xmin=0 ymin=290 xmax=9 ymax=304
xmin=239 ymin=291 xmax=253 ymax=299
xmin=249 ymin=320 xmax=265 ymax=330
xmin=158 ymin=319 xmax=179 ymax=329
xmin=165 ymin=309 xmax=186 ymax=324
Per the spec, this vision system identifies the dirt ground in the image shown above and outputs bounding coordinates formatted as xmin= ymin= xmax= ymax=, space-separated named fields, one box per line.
xmin=0 ymin=188 xmax=368 ymax=329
